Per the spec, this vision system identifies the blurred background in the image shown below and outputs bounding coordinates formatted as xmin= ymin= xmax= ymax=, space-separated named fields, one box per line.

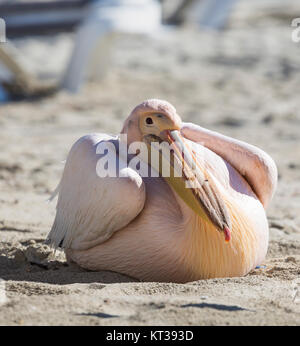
xmin=0 ymin=0 xmax=300 ymax=326
xmin=0 ymin=0 xmax=300 ymax=236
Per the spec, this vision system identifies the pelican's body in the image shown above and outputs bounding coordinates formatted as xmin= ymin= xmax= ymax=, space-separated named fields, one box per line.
xmin=47 ymin=99 xmax=277 ymax=282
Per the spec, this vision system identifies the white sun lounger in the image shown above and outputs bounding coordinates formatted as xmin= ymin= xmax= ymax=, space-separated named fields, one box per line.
xmin=61 ymin=0 xmax=162 ymax=92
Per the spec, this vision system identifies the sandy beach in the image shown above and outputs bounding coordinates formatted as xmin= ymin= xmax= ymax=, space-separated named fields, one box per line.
xmin=0 ymin=0 xmax=299 ymax=325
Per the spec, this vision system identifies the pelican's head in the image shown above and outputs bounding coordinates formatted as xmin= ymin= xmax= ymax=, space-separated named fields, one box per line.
xmin=121 ymin=99 xmax=182 ymax=143
xmin=122 ymin=99 xmax=231 ymax=242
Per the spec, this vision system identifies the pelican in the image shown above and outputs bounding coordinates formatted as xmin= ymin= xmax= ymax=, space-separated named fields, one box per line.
xmin=47 ymin=99 xmax=277 ymax=283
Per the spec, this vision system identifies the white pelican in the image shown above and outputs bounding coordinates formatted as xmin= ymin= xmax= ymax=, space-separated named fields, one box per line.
xmin=47 ymin=99 xmax=277 ymax=283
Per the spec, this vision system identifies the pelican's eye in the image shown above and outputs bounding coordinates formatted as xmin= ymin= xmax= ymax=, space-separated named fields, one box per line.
xmin=145 ymin=117 xmax=154 ymax=125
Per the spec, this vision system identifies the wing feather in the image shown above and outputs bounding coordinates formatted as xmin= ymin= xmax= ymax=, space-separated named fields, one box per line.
xmin=46 ymin=134 xmax=146 ymax=250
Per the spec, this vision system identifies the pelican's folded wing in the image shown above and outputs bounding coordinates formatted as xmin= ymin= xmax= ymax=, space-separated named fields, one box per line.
xmin=181 ymin=122 xmax=277 ymax=208
xmin=46 ymin=134 xmax=146 ymax=251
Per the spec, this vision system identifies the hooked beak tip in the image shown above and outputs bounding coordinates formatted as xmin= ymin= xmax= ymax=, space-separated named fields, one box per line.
xmin=224 ymin=226 xmax=231 ymax=242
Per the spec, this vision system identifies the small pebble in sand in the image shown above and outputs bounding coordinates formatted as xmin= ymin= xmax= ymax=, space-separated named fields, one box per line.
xmin=285 ymin=256 xmax=296 ymax=263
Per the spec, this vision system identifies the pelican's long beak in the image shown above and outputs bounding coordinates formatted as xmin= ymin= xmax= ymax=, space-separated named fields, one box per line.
xmin=144 ymin=129 xmax=232 ymax=242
